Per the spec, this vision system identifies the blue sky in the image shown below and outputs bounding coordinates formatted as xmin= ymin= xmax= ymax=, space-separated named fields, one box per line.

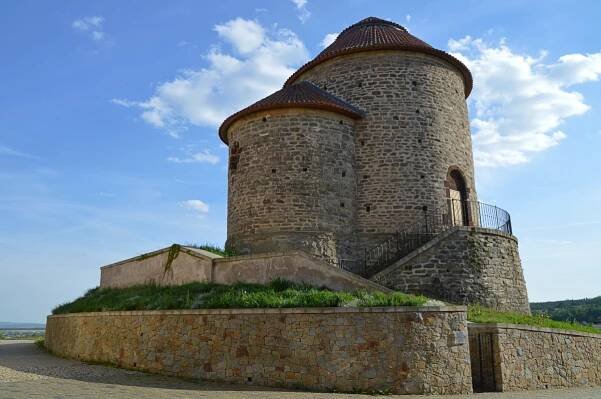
xmin=1 ymin=0 xmax=601 ymax=323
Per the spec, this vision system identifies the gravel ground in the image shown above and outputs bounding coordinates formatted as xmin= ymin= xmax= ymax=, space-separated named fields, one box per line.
xmin=1 ymin=340 xmax=601 ymax=399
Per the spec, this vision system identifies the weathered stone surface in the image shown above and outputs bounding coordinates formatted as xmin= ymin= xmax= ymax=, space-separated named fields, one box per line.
xmin=371 ymin=227 xmax=530 ymax=314
xmin=226 ymin=109 xmax=357 ymax=266
xmin=213 ymin=251 xmax=390 ymax=293
xmin=288 ymin=50 xmax=478 ymax=264
xmin=100 ymin=246 xmax=217 ymax=289
xmin=45 ymin=307 xmax=472 ymax=395
xmin=100 ymin=248 xmax=389 ymax=293
xmin=469 ymin=323 xmax=601 ymax=392
xmin=224 ymin=51 xmax=477 ymax=269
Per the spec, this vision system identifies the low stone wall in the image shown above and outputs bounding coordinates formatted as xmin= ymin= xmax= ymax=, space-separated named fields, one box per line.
xmin=100 ymin=246 xmax=388 ymax=293
xmin=469 ymin=323 xmax=601 ymax=392
xmin=371 ymin=227 xmax=530 ymax=314
xmin=213 ymin=251 xmax=390 ymax=293
xmin=100 ymin=246 xmax=218 ymax=289
xmin=46 ymin=307 xmax=472 ymax=395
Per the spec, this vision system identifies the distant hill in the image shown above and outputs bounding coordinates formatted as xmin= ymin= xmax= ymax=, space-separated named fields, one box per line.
xmin=531 ymin=296 xmax=601 ymax=325
xmin=0 ymin=322 xmax=45 ymax=329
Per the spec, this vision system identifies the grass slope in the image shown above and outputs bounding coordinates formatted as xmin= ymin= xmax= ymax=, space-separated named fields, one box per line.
xmin=52 ymin=280 xmax=427 ymax=314
xmin=468 ymin=305 xmax=601 ymax=335
xmin=51 ymin=281 xmax=601 ymax=335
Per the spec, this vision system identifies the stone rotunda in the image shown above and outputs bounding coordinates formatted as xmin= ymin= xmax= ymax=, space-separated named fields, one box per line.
xmin=219 ymin=17 xmax=530 ymax=313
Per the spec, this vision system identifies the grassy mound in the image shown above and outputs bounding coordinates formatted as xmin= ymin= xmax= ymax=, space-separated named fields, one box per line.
xmin=52 ymin=280 xmax=428 ymax=314
xmin=468 ymin=305 xmax=601 ymax=335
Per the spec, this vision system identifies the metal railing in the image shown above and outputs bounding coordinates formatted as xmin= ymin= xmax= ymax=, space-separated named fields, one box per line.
xmin=447 ymin=199 xmax=512 ymax=234
xmin=355 ymin=199 xmax=512 ymax=277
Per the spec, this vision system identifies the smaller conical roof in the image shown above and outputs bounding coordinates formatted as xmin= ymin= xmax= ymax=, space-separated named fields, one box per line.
xmin=219 ymin=81 xmax=364 ymax=144
xmin=284 ymin=17 xmax=472 ymax=97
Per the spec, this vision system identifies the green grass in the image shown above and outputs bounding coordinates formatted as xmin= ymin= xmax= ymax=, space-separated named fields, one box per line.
xmin=468 ymin=305 xmax=601 ymax=335
xmin=51 ymin=283 xmax=601 ymax=335
xmin=52 ymin=280 xmax=428 ymax=314
xmin=34 ymin=338 xmax=45 ymax=350
xmin=185 ymin=243 xmax=238 ymax=257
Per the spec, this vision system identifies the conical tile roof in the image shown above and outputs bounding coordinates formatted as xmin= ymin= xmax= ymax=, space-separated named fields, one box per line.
xmin=219 ymin=81 xmax=364 ymax=143
xmin=284 ymin=17 xmax=472 ymax=97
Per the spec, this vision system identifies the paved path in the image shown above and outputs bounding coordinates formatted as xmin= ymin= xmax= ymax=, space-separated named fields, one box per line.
xmin=2 ymin=340 xmax=601 ymax=399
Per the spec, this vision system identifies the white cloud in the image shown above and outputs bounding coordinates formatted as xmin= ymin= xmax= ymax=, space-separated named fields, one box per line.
xmin=547 ymin=53 xmax=601 ymax=86
xmin=214 ymin=18 xmax=265 ymax=54
xmin=449 ymin=37 xmax=601 ymax=167
xmin=320 ymin=33 xmax=338 ymax=48
xmin=167 ymin=149 xmax=220 ymax=164
xmin=110 ymin=98 xmax=136 ymax=107
xmin=291 ymin=0 xmax=311 ymax=23
xmin=91 ymin=31 xmax=105 ymax=41
xmin=72 ymin=16 xmax=106 ymax=42
xmin=0 ymin=144 xmax=37 ymax=159
xmin=113 ymin=18 xmax=308 ymax=136
xmin=72 ymin=16 xmax=103 ymax=30
xmin=182 ymin=199 xmax=209 ymax=214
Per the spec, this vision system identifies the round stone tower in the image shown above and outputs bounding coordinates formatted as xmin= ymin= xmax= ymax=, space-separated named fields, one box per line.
xmin=285 ymin=17 xmax=477 ymax=253
xmin=219 ymin=16 xmax=530 ymax=313
xmin=219 ymin=81 xmax=364 ymax=264
xmin=220 ymin=17 xmax=478 ymax=267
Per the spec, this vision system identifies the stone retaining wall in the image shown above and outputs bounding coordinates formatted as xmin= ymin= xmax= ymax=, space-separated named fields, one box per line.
xmin=46 ymin=307 xmax=472 ymax=395
xmin=371 ymin=227 xmax=530 ymax=314
xmin=469 ymin=323 xmax=601 ymax=392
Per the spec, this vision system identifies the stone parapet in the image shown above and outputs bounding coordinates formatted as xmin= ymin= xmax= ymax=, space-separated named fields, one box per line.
xmin=371 ymin=227 xmax=530 ymax=314
xmin=100 ymin=247 xmax=390 ymax=293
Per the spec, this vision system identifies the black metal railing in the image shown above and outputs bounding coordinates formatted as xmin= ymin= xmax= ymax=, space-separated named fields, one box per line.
xmin=447 ymin=199 xmax=512 ymax=234
xmin=355 ymin=199 xmax=512 ymax=277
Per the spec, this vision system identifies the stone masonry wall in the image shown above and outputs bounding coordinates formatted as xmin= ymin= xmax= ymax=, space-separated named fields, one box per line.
xmin=469 ymin=323 xmax=601 ymax=391
xmin=371 ymin=227 xmax=530 ymax=314
xmin=226 ymin=108 xmax=356 ymax=265
xmin=292 ymin=51 xmax=477 ymax=259
xmin=46 ymin=307 xmax=472 ymax=395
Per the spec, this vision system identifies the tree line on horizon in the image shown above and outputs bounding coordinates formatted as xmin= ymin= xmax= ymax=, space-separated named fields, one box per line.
xmin=531 ymin=296 xmax=601 ymax=325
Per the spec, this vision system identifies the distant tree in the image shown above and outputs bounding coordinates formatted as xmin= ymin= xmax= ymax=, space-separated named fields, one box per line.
xmin=531 ymin=296 xmax=601 ymax=325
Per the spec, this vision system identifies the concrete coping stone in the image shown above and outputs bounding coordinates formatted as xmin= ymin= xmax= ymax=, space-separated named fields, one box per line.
xmin=456 ymin=225 xmax=517 ymax=242
xmin=215 ymin=250 xmax=394 ymax=293
xmin=48 ymin=305 xmax=467 ymax=319
xmin=468 ymin=322 xmax=601 ymax=339
xmin=449 ymin=226 xmax=517 ymax=242
xmin=100 ymin=244 xmax=222 ymax=270
xmin=214 ymin=250 xmax=315 ymax=263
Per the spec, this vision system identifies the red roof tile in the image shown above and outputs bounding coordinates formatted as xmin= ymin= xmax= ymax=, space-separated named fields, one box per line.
xmin=284 ymin=17 xmax=473 ymax=97
xmin=219 ymin=81 xmax=364 ymax=143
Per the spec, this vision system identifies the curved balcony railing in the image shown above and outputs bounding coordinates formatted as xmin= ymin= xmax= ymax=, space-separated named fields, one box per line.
xmin=355 ymin=199 xmax=513 ymax=277
xmin=447 ymin=199 xmax=512 ymax=234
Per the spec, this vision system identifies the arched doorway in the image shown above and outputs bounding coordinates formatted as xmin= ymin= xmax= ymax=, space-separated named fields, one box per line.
xmin=446 ymin=169 xmax=469 ymax=226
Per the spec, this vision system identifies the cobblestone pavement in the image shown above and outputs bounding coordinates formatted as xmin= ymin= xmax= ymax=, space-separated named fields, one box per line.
xmin=2 ymin=340 xmax=601 ymax=399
